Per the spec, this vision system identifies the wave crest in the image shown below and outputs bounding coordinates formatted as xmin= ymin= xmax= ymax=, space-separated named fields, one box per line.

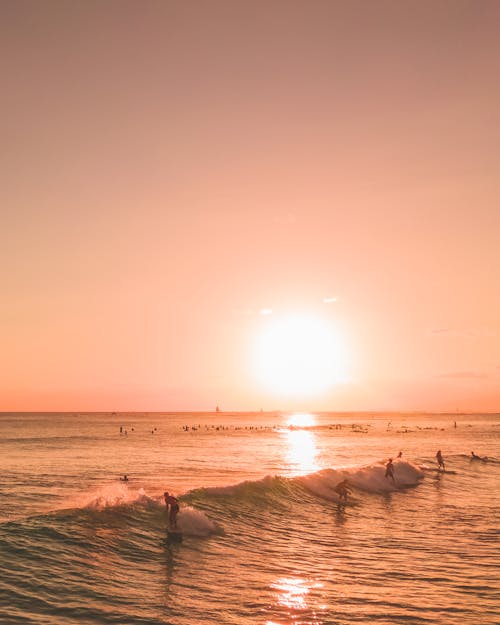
xmin=297 ymin=460 xmax=424 ymax=501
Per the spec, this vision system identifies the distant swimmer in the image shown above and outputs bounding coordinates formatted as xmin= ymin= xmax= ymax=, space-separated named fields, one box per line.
xmin=120 ymin=475 xmax=129 ymax=482
xmin=436 ymin=450 xmax=445 ymax=471
xmin=334 ymin=479 xmax=352 ymax=503
xmin=471 ymin=451 xmax=488 ymax=462
xmin=385 ymin=458 xmax=395 ymax=483
xmin=397 ymin=451 xmax=403 ymax=458
xmin=164 ymin=491 xmax=180 ymax=529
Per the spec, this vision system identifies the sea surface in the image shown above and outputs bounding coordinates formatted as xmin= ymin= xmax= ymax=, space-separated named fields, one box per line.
xmin=0 ymin=411 xmax=498 ymax=625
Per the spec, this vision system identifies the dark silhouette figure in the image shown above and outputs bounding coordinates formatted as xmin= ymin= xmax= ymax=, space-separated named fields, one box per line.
xmin=436 ymin=450 xmax=445 ymax=471
xmin=164 ymin=491 xmax=180 ymax=529
xmin=471 ymin=451 xmax=488 ymax=462
xmin=385 ymin=458 xmax=395 ymax=483
xmin=334 ymin=479 xmax=352 ymax=503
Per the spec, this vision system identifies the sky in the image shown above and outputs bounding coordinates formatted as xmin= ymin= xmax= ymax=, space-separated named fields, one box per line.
xmin=1 ymin=0 xmax=499 ymax=412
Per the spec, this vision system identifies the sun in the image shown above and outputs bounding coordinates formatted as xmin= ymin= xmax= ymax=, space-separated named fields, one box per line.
xmin=252 ymin=314 xmax=348 ymax=396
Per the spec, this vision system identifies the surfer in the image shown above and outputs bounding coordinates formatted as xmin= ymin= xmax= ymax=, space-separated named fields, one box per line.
xmin=397 ymin=451 xmax=403 ymax=458
xmin=436 ymin=450 xmax=445 ymax=471
xmin=471 ymin=451 xmax=487 ymax=461
xmin=120 ymin=475 xmax=129 ymax=482
xmin=164 ymin=491 xmax=180 ymax=529
xmin=385 ymin=458 xmax=395 ymax=483
xmin=334 ymin=479 xmax=351 ymax=503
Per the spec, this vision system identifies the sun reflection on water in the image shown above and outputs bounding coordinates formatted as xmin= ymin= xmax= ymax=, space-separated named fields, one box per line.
xmin=284 ymin=414 xmax=320 ymax=475
xmin=267 ymin=577 xmax=325 ymax=624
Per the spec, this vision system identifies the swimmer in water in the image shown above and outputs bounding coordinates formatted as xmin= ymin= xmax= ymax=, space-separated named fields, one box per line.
xmin=334 ymin=479 xmax=352 ymax=504
xmin=164 ymin=491 xmax=180 ymax=529
xmin=436 ymin=450 xmax=445 ymax=471
xmin=471 ymin=451 xmax=488 ymax=462
xmin=385 ymin=458 xmax=395 ymax=483
xmin=120 ymin=475 xmax=129 ymax=482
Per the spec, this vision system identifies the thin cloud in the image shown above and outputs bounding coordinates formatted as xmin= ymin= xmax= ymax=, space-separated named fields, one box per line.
xmin=259 ymin=308 xmax=273 ymax=315
xmin=428 ymin=328 xmax=475 ymax=338
xmin=323 ymin=296 xmax=338 ymax=304
xmin=436 ymin=371 xmax=488 ymax=379
xmin=428 ymin=327 xmax=497 ymax=339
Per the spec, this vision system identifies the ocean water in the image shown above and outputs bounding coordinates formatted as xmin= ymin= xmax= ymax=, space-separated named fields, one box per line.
xmin=0 ymin=411 xmax=498 ymax=625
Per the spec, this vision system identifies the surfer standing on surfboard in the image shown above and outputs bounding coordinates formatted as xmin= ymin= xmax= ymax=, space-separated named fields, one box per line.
xmin=334 ymin=479 xmax=351 ymax=503
xmin=385 ymin=458 xmax=396 ymax=483
xmin=436 ymin=450 xmax=445 ymax=471
xmin=164 ymin=492 xmax=180 ymax=529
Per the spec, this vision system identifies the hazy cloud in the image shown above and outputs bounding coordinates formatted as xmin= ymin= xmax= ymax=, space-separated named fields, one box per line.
xmin=426 ymin=328 xmax=493 ymax=339
xmin=436 ymin=371 xmax=488 ymax=379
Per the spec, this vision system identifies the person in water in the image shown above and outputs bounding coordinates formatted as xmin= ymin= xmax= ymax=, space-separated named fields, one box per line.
xmin=436 ymin=450 xmax=445 ymax=471
xmin=164 ymin=491 xmax=180 ymax=529
xmin=385 ymin=458 xmax=395 ymax=483
xmin=120 ymin=475 xmax=129 ymax=482
xmin=471 ymin=451 xmax=488 ymax=461
xmin=334 ymin=479 xmax=351 ymax=503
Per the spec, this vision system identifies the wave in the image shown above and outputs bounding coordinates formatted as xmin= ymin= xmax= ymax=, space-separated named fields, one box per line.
xmin=187 ymin=460 xmax=425 ymax=508
xmin=297 ymin=460 xmax=424 ymax=500
xmin=188 ymin=474 xmax=297 ymax=503
xmin=54 ymin=483 xmax=220 ymax=538
xmin=0 ymin=435 xmax=102 ymax=445
xmin=4 ymin=460 xmax=425 ymax=537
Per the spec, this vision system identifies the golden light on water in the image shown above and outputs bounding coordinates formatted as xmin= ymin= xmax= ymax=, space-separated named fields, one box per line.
xmin=284 ymin=413 xmax=320 ymax=475
xmin=271 ymin=578 xmax=310 ymax=610
xmin=267 ymin=577 xmax=325 ymax=622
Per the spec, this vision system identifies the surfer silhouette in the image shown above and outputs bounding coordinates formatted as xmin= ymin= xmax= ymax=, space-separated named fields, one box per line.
xmin=334 ymin=479 xmax=351 ymax=504
xmin=164 ymin=491 xmax=180 ymax=529
xmin=436 ymin=450 xmax=445 ymax=471
xmin=385 ymin=458 xmax=395 ymax=483
xmin=471 ymin=451 xmax=487 ymax=462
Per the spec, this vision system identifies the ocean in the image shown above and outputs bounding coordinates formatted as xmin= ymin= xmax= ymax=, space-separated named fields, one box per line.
xmin=0 ymin=411 xmax=498 ymax=625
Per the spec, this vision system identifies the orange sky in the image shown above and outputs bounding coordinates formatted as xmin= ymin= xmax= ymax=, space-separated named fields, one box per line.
xmin=1 ymin=0 xmax=499 ymax=412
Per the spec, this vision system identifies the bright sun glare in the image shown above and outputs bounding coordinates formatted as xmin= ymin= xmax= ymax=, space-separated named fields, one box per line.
xmin=253 ymin=314 xmax=347 ymax=396
xmin=287 ymin=413 xmax=316 ymax=427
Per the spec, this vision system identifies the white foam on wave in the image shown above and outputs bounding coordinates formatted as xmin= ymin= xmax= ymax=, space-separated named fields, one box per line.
xmin=63 ymin=483 xmax=157 ymax=511
xmin=177 ymin=506 xmax=220 ymax=536
xmin=347 ymin=459 xmax=424 ymax=491
xmin=297 ymin=460 xmax=424 ymax=501
xmin=66 ymin=485 xmax=220 ymax=536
